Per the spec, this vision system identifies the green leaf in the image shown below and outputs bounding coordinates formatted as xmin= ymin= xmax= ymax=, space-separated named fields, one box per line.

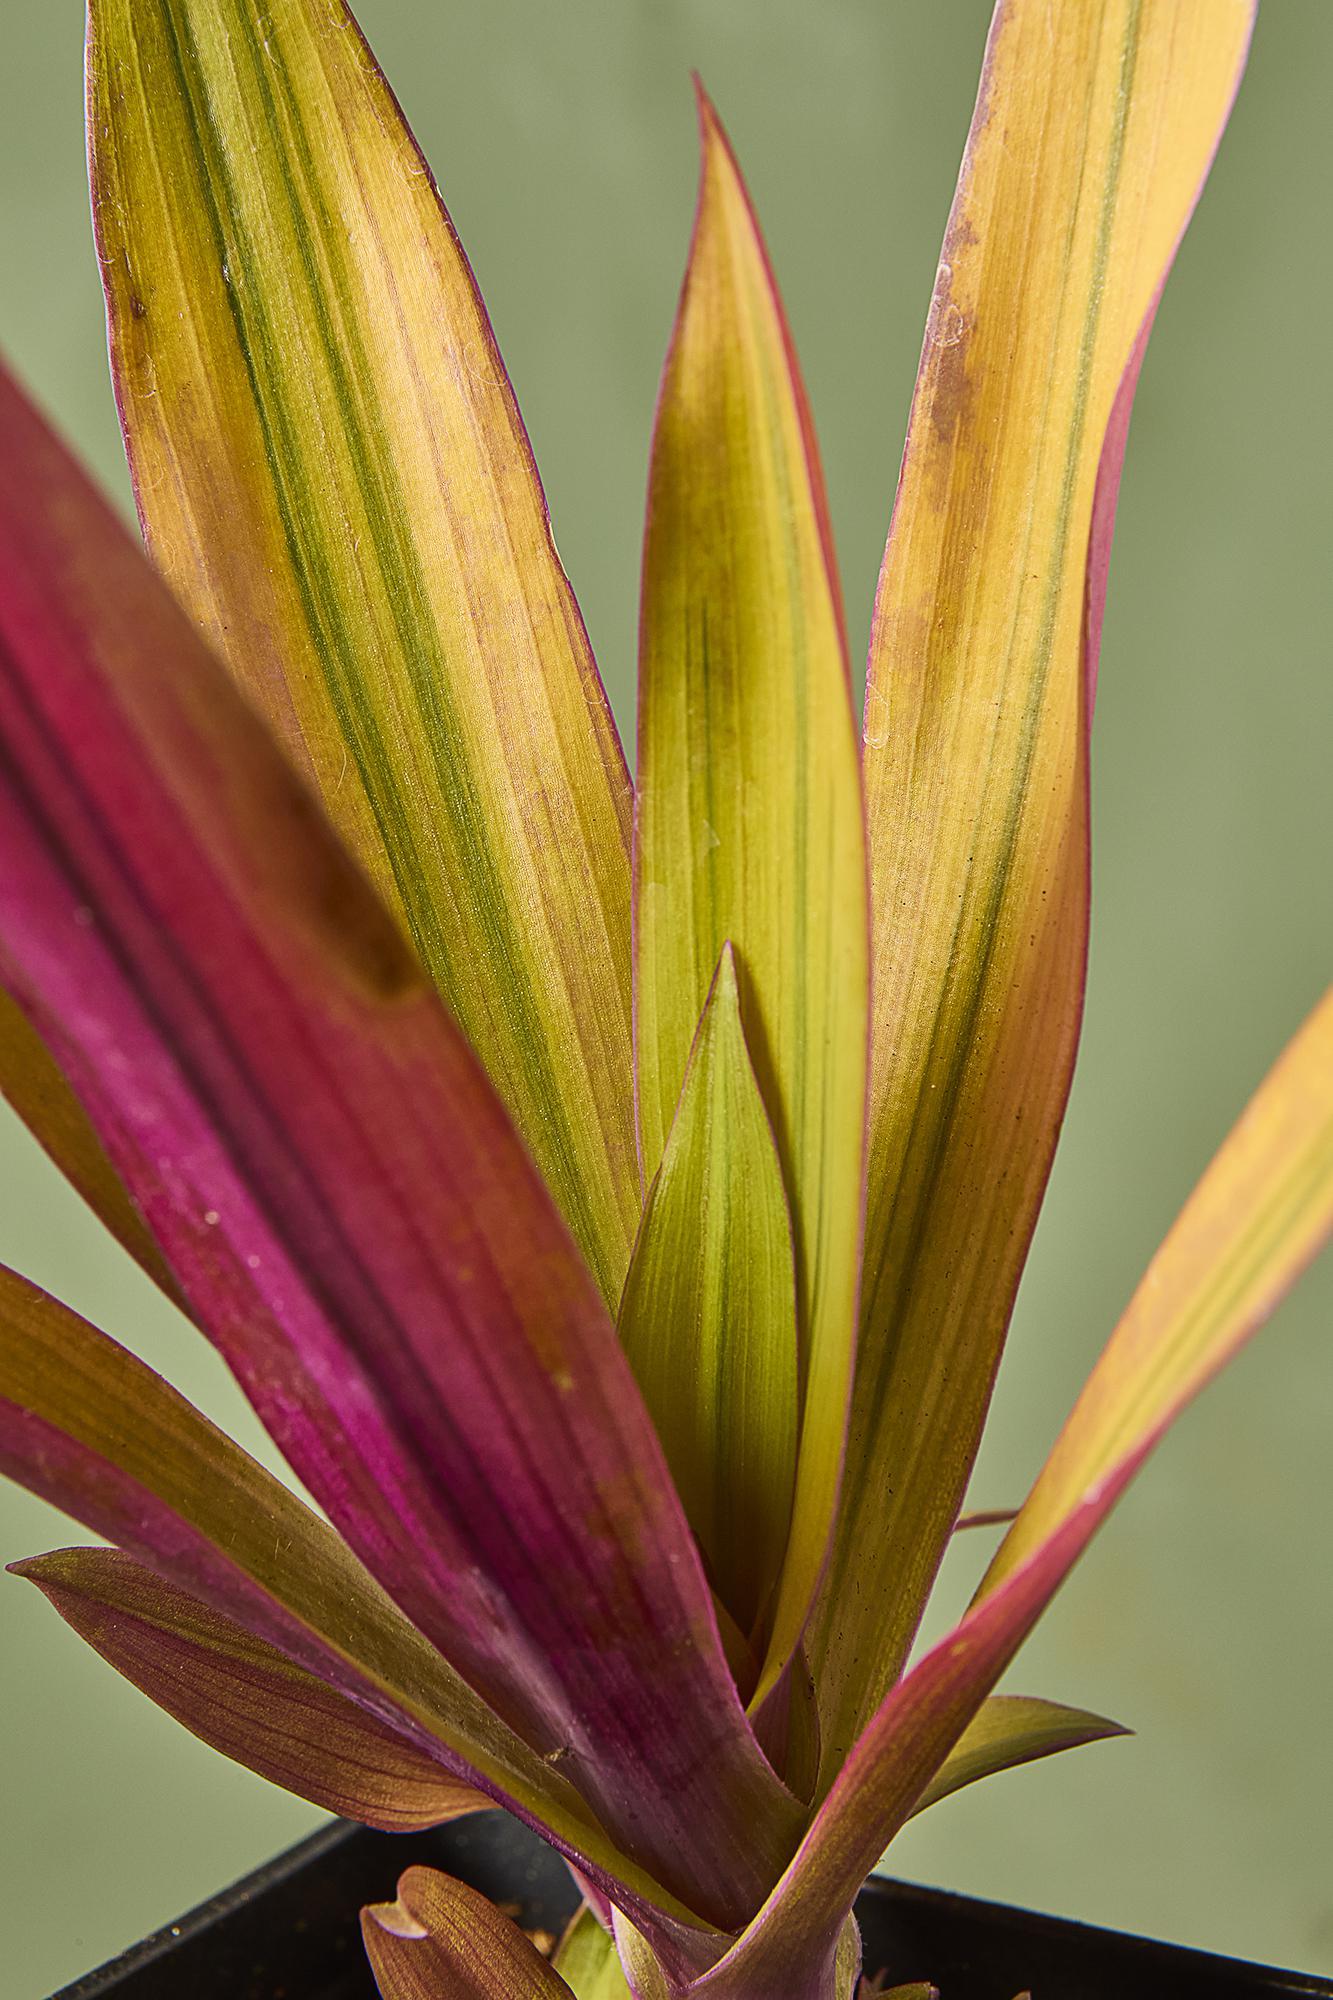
xmin=553 ymin=1907 xmax=634 ymax=2000
xmin=619 ymin=945 xmax=799 ymax=1642
xmin=86 ymin=0 xmax=636 ymax=1302
xmin=635 ymin=85 xmax=867 ymax=1701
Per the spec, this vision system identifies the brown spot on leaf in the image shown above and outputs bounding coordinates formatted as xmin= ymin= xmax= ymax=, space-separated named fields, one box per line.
xmin=929 ymin=301 xmax=974 ymax=449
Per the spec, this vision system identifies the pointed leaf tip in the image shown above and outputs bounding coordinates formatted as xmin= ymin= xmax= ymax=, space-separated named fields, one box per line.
xmin=700 ymin=982 xmax=1327 ymax=1995
xmin=0 ymin=364 xmax=798 ymax=1932
xmin=908 ymin=1693 xmax=1130 ymax=1820
xmin=15 ymin=1547 xmax=486 ymax=1831
xmin=817 ymin=0 xmax=1260 ymax=1765
xmin=86 ymin=0 xmax=637 ymax=1302
xmin=0 ymin=1266 xmax=640 ymax=1891
xmin=636 ymin=81 xmax=868 ymax=1709
xmin=619 ymin=942 xmax=800 ymax=1644
xmin=982 ymin=983 xmax=1333 ymax=1598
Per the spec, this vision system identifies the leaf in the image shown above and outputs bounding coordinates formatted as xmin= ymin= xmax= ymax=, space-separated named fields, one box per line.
xmin=363 ymin=1867 xmax=574 ymax=2000
xmin=752 ymin=1646 xmax=822 ymax=1805
xmin=815 ymin=0 xmax=1258 ymax=1764
xmin=553 ymin=1906 xmax=635 ymax=2000
xmin=980 ymin=986 xmax=1333 ymax=1596
xmin=610 ymin=1914 xmax=673 ymax=2000
xmin=635 ymin=84 xmax=868 ymax=1702
xmin=618 ymin=945 xmax=799 ymax=1641
xmin=0 ymin=366 xmax=800 ymax=1934
xmin=85 ymin=0 xmax=636 ymax=1304
xmin=907 ymin=1694 xmax=1128 ymax=1819
xmin=661 ymin=1907 xmax=863 ymax=2000
xmin=14 ymin=1546 xmax=486 ymax=1831
xmin=0 ymin=1268 xmax=688 ymax=1928
xmin=0 ymin=989 xmax=173 ymax=1293
xmin=686 ymin=982 xmax=1333 ymax=1995
xmin=681 ymin=1508 xmax=1125 ymax=1999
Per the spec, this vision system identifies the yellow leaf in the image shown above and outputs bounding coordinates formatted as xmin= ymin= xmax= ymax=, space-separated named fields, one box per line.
xmin=86 ymin=0 xmax=636 ymax=1301
xmin=814 ymin=0 xmax=1256 ymax=1769
xmin=982 ymin=987 xmax=1333 ymax=1597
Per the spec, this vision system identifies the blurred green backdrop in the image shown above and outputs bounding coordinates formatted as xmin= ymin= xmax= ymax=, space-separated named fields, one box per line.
xmin=2 ymin=3 xmax=1330 ymax=1993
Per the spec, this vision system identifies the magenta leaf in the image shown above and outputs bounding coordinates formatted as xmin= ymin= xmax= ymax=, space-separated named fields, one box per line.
xmin=0 ymin=364 xmax=799 ymax=1930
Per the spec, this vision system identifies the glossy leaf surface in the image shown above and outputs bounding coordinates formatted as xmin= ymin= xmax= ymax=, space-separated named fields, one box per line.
xmin=817 ymin=0 xmax=1257 ymax=1763
xmin=364 ymin=1868 xmax=574 ymax=2000
xmin=0 ymin=367 xmax=798 ymax=1932
xmin=16 ymin=1546 xmax=485 ymax=1830
xmin=87 ymin=0 xmax=636 ymax=1301
xmin=619 ymin=945 xmax=799 ymax=1640
xmin=636 ymin=88 xmax=867 ymax=1702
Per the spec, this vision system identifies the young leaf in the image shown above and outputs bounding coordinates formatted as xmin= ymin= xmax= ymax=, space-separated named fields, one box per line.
xmin=553 ymin=1906 xmax=635 ymax=2000
xmin=635 ymin=85 xmax=868 ymax=1704
xmin=618 ymin=945 xmax=799 ymax=1642
xmin=14 ymin=1547 xmax=485 ymax=1831
xmin=363 ymin=1868 xmax=575 ymax=2000
xmin=690 ymin=983 xmax=1333 ymax=1995
xmin=0 ymin=366 xmax=800 ymax=1932
xmin=906 ymin=1694 xmax=1129 ymax=1819
xmin=86 ymin=0 xmax=636 ymax=1303
xmin=816 ymin=0 xmax=1257 ymax=1763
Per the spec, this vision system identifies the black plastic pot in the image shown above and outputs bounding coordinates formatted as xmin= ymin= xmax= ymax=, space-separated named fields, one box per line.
xmin=51 ymin=1811 xmax=1333 ymax=2000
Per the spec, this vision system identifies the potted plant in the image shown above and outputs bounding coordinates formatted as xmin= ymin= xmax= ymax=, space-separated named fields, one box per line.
xmin=0 ymin=1 xmax=1328 ymax=1996
xmin=45 ymin=1815 xmax=1333 ymax=2000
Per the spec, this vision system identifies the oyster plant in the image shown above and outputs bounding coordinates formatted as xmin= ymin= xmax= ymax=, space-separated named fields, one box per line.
xmin=0 ymin=2 xmax=1328 ymax=1996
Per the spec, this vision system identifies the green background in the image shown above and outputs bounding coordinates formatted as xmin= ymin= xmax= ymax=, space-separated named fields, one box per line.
xmin=2 ymin=2 xmax=1330 ymax=1992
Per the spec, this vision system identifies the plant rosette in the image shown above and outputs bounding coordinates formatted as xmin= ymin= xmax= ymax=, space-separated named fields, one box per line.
xmin=0 ymin=3 xmax=1328 ymax=1999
